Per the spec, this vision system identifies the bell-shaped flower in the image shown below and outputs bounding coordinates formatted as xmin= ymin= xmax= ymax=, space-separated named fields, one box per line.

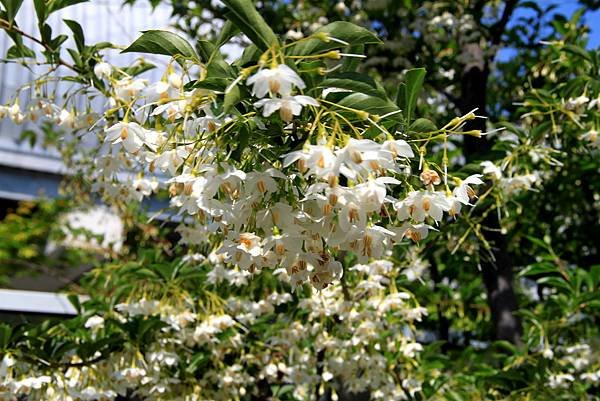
xmin=254 ymin=95 xmax=319 ymax=122
xmin=152 ymin=146 xmax=189 ymax=176
xmin=283 ymin=144 xmax=338 ymax=179
xmin=395 ymin=191 xmax=452 ymax=223
xmin=338 ymin=192 xmax=368 ymax=232
xmin=480 ymin=161 xmax=502 ymax=180
xmin=219 ymin=232 xmax=264 ymax=272
xmin=336 ymin=139 xmax=386 ymax=179
xmin=115 ymin=78 xmax=147 ymax=101
xmin=354 ymin=177 xmax=399 ymax=213
xmin=105 ymin=122 xmax=155 ymax=154
xmin=93 ymin=62 xmax=112 ymax=79
xmin=393 ymin=222 xmax=436 ymax=242
xmin=453 ymin=174 xmax=484 ymax=205
xmin=247 ymin=64 xmax=306 ymax=98
xmin=381 ymin=139 xmax=414 ymax=159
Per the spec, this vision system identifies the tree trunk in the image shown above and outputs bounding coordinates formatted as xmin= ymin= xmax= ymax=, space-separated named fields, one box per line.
xmin=459 ymin=52 xmax=522 ymax=345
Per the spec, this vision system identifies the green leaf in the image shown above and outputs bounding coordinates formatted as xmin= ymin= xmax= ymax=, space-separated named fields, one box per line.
xmin=396 ymin=68 xmax=425 ymax=123
xmin=33 ymin=0 xmax=46 ymax=22
xmin=67 ymin=294 xmax=82 ymax=314
xmin=47 ymin=0 xmax=88 ymax=14
xmin=341 ymin=44 xmax=364 ymax=72
xmin=518 ymin=263 xmax=558 ymax=278
xmin=197 ymin=40 xmax=235 ymax=78
xmin=223 ymin=84 xmax=241 ymax=113
xmin=537 ymin=276 xmax=572 ymax=293
xmin=0 ymin=0 xmax=24 ymax=23
xmin=235 ymin=44 xmax=261 ymax=67
xmin=186 ymin=352 xmax=209 ymax=373
xmin=409 ymin=117 xmax=437 ymax=133
xmin=286 ymin=21 xmax=380 ymax=56
xmin=221 ymin=0 xmax=277 ymax=52
xmin=231 ymin=122 xmax=250 ymax=161
xmin=189 ymin=77 xmax=230 ymax=92
xmin=5 ymin=43 xmax=35 ymax=59
xmin=216 ymin=20 xmax=240 ymax=48
xmin=316 ymin=72 xmax=386 ymax=99
xmin=563 ymin=44 xmax=592 ymax=62
xmin=64 ymin=19 xmax=84 ymax=51
xmin=0 ymin=323 xmax=11 ymax=349
xmin=334 ymin=93 xmax=399 ymax=116
xmin=122 ymin=30 xmax=197 ymax=59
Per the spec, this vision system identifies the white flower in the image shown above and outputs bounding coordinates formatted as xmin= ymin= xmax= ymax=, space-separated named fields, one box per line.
xmin=219 ymin=232 xmax=264 ymax=271
xmin=285 ymin=29 xmax=304 ymax=40
xmin=396 ymin=191 xmax=452 ymax=222
xmin=168 ymin=73 xmax=183 ymax=89
xmin=145 ymin=81 xmax=175 ymax=102
xmin=93 ymin=62 xmax=112 ymax=79
xmin=548 ymin=373 xmax=574 ymax=389
xmin=57 ymin=109 xmax=75 ymax=128
xmin=283 ymin=145 xmax=338 ymax=179
xmin=247 ymin=64 xmax=305 ymax=97
xmin=0 ymin=353 xmax=16 ymax=377
xmin=336 ymin=139 xmax=394 ymax=179
xmin=8 ymin=103 xmax=24 ymax=124
xmin=84 ymin=315 xmax=105 ymax=330
xmin=453 ymin=174 xmax=483 ymax=205
xmin=581 ymin=130 xmax=600 ymax=147
xmin=254 ymin=95 xmax=319 ymax=122
xmin=393 ymin=222 xmax=435 ymax=242
xmin=104 ymin=122 xmax=156 ymax=153
xmin=400 ymin=341 xmax=423 ymax=358
xmin=381 ymin=139 xmax=414 ymax=159
xmin=565 ymin=95 xmax=589 ymax=109
xmin=542 ymin=347 xmax=554 ymax=359
xmin=480 ymin=161 xmax=502 ymax=180
xmin=132 ymin=177 xmax=159 ymax=200
xmin=245 ymin=169 xmax=285 ymax=197
xmin=152 ymin=147 xmax=189 ymax=176
xmin=115 ymin=78 xmax=147 ymax=101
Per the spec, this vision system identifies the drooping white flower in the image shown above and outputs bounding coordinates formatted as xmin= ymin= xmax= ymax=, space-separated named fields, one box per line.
xmin=84 ymin=315 xmax=105 ymax=330
xmin=336 ymin=139 xmax=385 ymax=179
xmin=395 ymin=191 xmax=452 ymax=223
xmin=104 ymin=122 xmax=156 ymax=154
xmin=132 ymin=177 xmax=159 ymax=201
xmin=247 ymin=64 xmax=306 ymax=98
xmin=381 ymin=139 xmax=414 ymax=159
xmin=145 ymin=81 xmax=176 ymax=102
xmin=8 ymin=103 xmax=24 ymax=124
xmin=581 ymin=129 xmax=600 ymax=147
xmin=480 ymin=161 xmax=502 ymax=180
xmin=115 ymin=78 xmax=147 ymax=101
xmin=218 ymin=232 xmax=264 ymax=271
xmin=283 ymin=145 xmax=337 ymax=179
xmin=93 ymin=62 xmax=112 ymax=79
xmin=57 ymin=109 xmax=75 ymax=128
xmin=453 ymin=174 xmax=484 ymax=205
xmin=254 ymin=95 xmax=319 ymax=122
xmin=393 ymin=222 xmax=435 ymax=242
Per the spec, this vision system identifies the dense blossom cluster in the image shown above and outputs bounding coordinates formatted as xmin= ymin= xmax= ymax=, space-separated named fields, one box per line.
xmin=3 ymin=0 xmax=599 ymax=398
xmin=0 ymin=257 xmax=427 ymax=400
xmin=1 ymin=48 xmax=488 ymax=290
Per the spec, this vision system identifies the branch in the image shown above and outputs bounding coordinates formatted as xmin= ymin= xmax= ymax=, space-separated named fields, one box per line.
xmin=0 ymin=18 xmax=76 ymax=71
xmin=490 ymin=0 xmax=519 ymax=46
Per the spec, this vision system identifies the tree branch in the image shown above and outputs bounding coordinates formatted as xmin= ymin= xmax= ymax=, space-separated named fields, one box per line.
xmin=490 ymin=0 xmax=519 ymax=46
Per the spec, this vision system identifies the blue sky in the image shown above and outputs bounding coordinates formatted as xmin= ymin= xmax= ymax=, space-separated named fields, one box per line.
xmin=512 ymin=0 xmax=600 ymax=47
xmin=496 ymin=1 xmax=599 ymax=61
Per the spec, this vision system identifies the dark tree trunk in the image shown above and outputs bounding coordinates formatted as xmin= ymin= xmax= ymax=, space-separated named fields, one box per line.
xmin=459 ymin=41 xmax=522 ymax=345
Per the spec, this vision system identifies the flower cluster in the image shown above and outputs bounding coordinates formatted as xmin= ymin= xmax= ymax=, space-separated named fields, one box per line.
xmin=0 ymin=258 xmax=427 ymax=400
